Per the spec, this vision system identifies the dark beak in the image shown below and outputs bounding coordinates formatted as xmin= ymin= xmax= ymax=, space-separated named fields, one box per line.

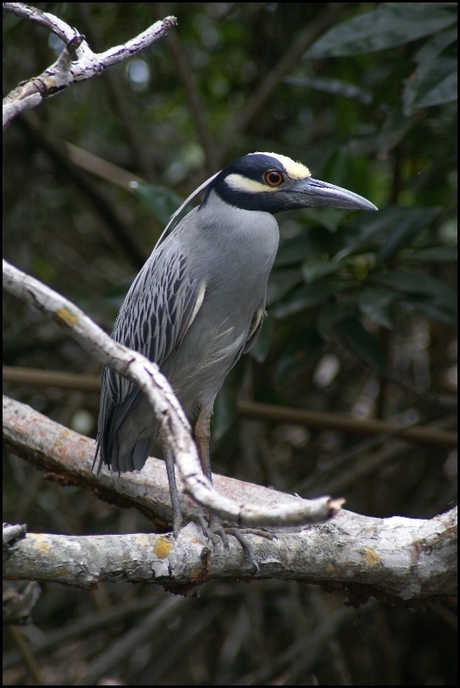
xmin=293 ymin=177 xmax=378 ymax=211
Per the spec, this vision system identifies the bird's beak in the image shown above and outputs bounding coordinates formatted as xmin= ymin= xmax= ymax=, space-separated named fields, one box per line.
xmin=292 ymin=177 xmax=378 ymax=211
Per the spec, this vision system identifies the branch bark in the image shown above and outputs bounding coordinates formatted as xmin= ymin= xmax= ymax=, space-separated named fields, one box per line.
xmin=3 ymin=395 xmax=457 ymax=600
xmin=3 ymin=3 xmax=178 ymax=128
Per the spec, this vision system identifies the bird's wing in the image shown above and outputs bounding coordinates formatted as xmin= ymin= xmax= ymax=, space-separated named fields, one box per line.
xmin=98 ymin=238 xmax=205 ymax=448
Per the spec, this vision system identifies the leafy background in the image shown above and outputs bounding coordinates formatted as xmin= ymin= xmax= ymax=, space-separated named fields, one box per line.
xmin=3 ymin=3 xmax=457 ymax=685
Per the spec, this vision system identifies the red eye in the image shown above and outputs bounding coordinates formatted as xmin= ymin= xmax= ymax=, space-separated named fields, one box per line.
xmin=264 ymin=170 xmax=283 ymax=187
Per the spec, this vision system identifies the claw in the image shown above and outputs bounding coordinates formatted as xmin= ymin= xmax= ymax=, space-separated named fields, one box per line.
xmin=224 ymin=527 xmax=260 ymax=573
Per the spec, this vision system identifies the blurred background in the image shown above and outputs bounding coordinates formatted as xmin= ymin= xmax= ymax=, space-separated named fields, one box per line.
xmin=3 ymin=3 xmax=457 ymax=684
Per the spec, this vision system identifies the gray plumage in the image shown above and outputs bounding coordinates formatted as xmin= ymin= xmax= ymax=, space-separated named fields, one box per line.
xmin=98 ymin=193 xmax=277 ymax=472
xmin=96 ymin=152 xmax=377 ymax=485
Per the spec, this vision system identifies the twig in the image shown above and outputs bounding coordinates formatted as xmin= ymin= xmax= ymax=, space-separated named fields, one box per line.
xmin=3 ymin=3 xmax=178 ymax=128
xmin=3 ymin=367 xmax=456 ymax=448
xmin=238 ymin=400 xmax=457 ymax=448
xmin=75 ymin=3 xmax=159 ymax=182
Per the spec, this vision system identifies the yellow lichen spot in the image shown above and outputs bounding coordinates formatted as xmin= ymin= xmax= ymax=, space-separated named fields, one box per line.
xmin=33 ymin=533 xmax=51 ymax=554
xmin=54 ymin=429 xmax=70 ymax=448
xmin=363 ymin=547 xmax=381 ymax=566
xmin=154 ymin=538 xmax=173 ymax=559
xmin=57 ymin=308 xmax=79 ymax=326
xmin=325 ymin=562 xmax=335 ymax=573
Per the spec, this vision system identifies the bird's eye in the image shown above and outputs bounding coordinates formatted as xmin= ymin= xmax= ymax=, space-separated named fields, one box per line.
xmin=264 ymin=170 xmax=283 ymax=187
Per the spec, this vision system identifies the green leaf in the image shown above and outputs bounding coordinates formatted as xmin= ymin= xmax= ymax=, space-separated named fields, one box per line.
xmin=132 ymin=182 xmax=183 ymax=226
xmin=413 ymin=56 xmax=457 ymax=109
xmin=333 ymin=207 xmax=408 ymax=261
xmin=267 ymin=268 xmax=303 ymax=305
xmin=274 ymin=230 xmax=313 ymax=267
xmin=270 ymin=281 xmax=342 ymax=319
xmin=358 ymin=288 xmax=396 ymax=329
xmin=399 ymin=293 xmax=457 ymax=324
xmin=305 ymin=5 xmax=457 ymax=58
xmin=403 ymin=29 xmax=458 ymax=115
xmin=376 ymin=207 xmax=441 ymax=265
xmin=376 ymin=104 xmax=422 ymax=158
xmin=371 ymin=271 xmax=457 ymax=324
xmin=300 ymin=207 xmax=348 ymax=233
xmin=372 ymin=271 xmax=456 ymax=307
xmin=301 ymin=259 xmax=343 ymax=284
xmin=336 ymin=317 xmax=387 ymax=374
xmin=284 ymin=76 xmax=372 ymax=104
xmin=405 ymin=246 xmax=457 ymax=262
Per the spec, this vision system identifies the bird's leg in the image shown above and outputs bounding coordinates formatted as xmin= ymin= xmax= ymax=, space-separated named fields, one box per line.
xmin=194 ymin=405 xmax=231 ymax=545
xmin=161 ymin=429 xmax=212 ymax=540
xmin=194 ymin=405 xmax=213 ymax=481
xmin=163 ymin=443 xmax=185 ymax=537
xmin=194 ymin=407 xmax=265 ymax=571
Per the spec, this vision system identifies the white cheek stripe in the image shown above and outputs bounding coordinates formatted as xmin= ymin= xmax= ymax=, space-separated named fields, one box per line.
xmin=225 ymin=173 xmax=279 ymax=194
xmin=253 ymin=151 xmax=311 ymax=180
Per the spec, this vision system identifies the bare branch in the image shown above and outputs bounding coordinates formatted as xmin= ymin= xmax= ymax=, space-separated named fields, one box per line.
xmin=3 ymin=396 xmax=457 ymax=599
xmin=75 ymin=3 xmax=159 ymax=182
xmin=3 ymin=2 xmax=77 ymax=42
xmin=3 ymin=3 xmax=178 ymax=128
xmin=3 ymin=261 xmax=341 ymax=527
xmin=3 ymin=512 xmax=456 ymax=600
xmin=1 ymin=92 xmax=41 ymax=127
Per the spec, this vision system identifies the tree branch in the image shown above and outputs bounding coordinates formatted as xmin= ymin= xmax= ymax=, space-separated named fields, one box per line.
xmin=3 ymin=3 xmax=178 ymax=128
xmin=152 ymin=3 xmax=217 ymax=174
xmin=3 ymin=396 xmax=457 ymax=600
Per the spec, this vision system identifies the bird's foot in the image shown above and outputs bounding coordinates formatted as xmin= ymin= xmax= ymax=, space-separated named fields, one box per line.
xmin=207 ymin=519 xmax=276 ymax=573
xmin=174 ymin=509 xmax=275 ymax=573
xmin=174 ymin=510 xmax=212 ymax=540
xmin=223 ymin=526 xmax=276 ymax=573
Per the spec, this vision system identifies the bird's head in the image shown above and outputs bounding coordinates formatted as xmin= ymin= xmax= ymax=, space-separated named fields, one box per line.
xmin=158 ymin=152 xmax=377 ymax=245
xmin=208 ymin=152 xmax=377 ymax=213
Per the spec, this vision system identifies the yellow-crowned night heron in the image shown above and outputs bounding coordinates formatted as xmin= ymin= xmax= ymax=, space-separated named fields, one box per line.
xmin=96 ymin=152 xmax=377 ymax=533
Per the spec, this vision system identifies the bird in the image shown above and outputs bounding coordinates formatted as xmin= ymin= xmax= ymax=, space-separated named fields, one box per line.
xmin=96 ymin=152 xmax=377 ymax=534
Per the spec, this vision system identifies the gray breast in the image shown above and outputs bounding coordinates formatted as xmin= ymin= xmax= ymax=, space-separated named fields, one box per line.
xmin=162 ymin=192 xmax=280 ymax=416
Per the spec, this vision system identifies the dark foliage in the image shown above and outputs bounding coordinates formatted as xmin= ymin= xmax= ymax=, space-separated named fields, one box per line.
xmin=3 ymin=3 xmax=456 ymax=684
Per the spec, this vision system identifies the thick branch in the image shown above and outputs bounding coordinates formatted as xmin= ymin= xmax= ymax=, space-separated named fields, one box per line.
xmin=3 ymin=396 xmax=457 ymax=600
